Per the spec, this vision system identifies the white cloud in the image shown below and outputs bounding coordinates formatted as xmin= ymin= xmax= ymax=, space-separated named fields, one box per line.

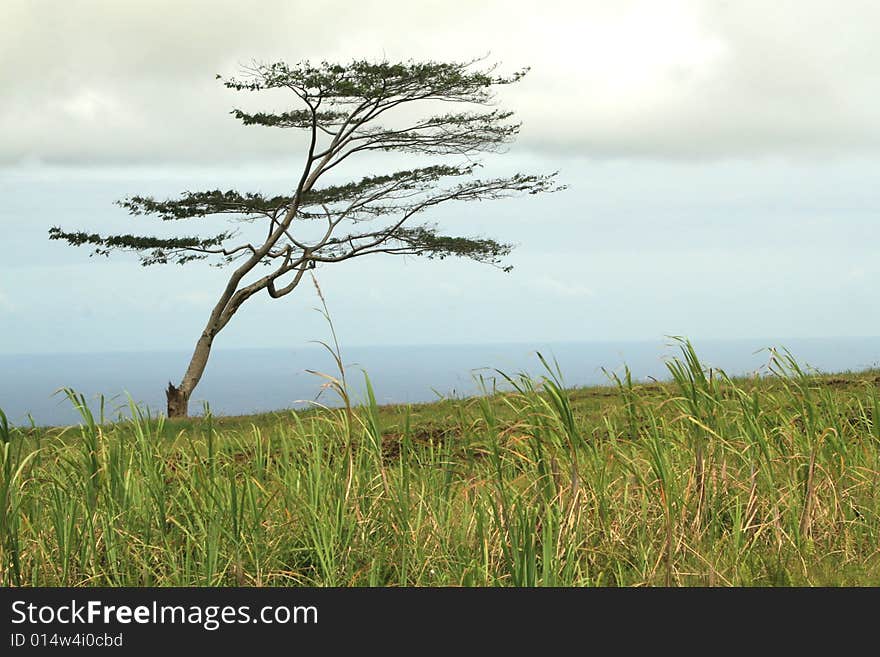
xmin=56 ymin=89 xmax=124 ymax=123
xmin=2 ymin=1 xmax=880 ymax=164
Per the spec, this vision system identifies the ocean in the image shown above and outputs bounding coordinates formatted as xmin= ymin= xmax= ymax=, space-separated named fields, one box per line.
xmin=1 ymin=337 xmax=879 ymax=427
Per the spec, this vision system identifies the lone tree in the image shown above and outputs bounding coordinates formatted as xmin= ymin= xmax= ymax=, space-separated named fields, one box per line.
xmin=50 ymin=58 xmax=562 ymax=417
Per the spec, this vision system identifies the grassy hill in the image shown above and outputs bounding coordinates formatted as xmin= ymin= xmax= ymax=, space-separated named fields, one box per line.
xmin=2 ymin=342 xmax=879 ymax=586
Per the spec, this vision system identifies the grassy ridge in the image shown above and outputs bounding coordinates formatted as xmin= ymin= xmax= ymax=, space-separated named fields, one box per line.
xmin=1 ymin=341 xmax=879 ymax=586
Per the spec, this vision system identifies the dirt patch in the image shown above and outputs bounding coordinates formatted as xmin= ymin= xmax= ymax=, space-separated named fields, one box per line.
xmin=381 ymin=425 xmax=458 ymax=460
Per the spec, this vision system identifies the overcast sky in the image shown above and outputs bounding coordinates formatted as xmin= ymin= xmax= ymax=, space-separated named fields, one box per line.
xmin=1 ymin=0 xmax=878 ymax=355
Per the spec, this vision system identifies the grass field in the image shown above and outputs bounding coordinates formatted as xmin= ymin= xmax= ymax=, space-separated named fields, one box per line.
xmin=2 ymin=340 xmax=879 ymax=586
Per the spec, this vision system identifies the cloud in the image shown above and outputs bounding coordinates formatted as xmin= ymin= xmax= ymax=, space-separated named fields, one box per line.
xmin=2 ymin=0 xmax=880 ymax=164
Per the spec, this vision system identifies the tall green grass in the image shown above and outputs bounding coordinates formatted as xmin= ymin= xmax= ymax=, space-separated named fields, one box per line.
xmin=1 ymin=340 xmax=879 ymax=586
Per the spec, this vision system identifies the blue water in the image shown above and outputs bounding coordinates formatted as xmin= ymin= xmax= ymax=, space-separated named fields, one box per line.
xmin=1 ymin=338 xmax=879 ymax=427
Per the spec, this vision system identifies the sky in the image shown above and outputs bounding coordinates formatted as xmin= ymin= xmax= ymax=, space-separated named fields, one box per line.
xmin=1 ymin=0 xmax=878 ymax=355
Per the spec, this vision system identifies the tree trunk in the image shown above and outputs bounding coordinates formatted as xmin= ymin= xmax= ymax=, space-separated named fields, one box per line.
xmin=163 ymin=242 xmax=267 ymax=418
xmin=166 ymin=330 xmax=216 ymax=418
xmin=166 ymin=382 xmax=190 ymax=418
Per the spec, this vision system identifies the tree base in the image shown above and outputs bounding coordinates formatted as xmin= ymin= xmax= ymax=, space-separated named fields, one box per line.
xmin=166 ymin=382 xmax=190 ymax=418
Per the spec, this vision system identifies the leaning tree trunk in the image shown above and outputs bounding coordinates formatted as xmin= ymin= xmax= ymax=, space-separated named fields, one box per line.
xmin=165 ymin=382 xmax=189 ymax=418
xmin=163 ymin=238 xmax=272 ymax=418
xmin=166 ymin=330 xmax=216 ymax=418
